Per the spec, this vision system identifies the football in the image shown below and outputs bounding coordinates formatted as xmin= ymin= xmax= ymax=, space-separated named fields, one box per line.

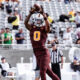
xmin=34 ymin=4 xmax=41 ymax=12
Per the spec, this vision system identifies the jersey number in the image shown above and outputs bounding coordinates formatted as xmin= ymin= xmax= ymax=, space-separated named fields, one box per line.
xmin=34 ymin=31 xmax=41 ymax=41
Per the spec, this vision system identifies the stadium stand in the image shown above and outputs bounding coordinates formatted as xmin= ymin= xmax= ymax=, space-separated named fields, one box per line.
xmin=0 ymin=0 xmax=80 ymax=48
xmin=0 ymin=0 xmax=80 ymax=80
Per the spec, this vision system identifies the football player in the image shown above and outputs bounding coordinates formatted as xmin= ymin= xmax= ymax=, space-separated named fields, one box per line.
xmin=24 ymin=4 xmax=60 ymax=80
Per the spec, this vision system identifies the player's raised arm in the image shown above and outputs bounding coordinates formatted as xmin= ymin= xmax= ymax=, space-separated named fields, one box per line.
xmin=43 ymin=13 xmax=50 ymax=33
xmin=24 ymin=14 xmax=32 ymax=31
xmin=40 ymin=6 xmax=50 ymax=33
xmin=24 ymin=8 xmax=35 ymax=31
xmin=24 ymin=4 xmax=41 ymax=31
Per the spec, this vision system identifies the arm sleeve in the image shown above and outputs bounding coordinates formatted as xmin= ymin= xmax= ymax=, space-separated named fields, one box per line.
xmin=11 ymin=16 xmax=17 ymax=22
xmin=8 ymin=16 xmax=17 ymax=23
xmin=8 ymin=17 xmax=12 ymax=23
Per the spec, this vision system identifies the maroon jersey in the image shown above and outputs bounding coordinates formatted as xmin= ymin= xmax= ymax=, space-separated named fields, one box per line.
xmin=30 ymin=26 xmax=47 ymax=50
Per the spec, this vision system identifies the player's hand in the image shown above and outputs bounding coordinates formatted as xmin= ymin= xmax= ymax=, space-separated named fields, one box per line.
xmin=40 ymin=6 xmax=44 ymax=14
xmin=30 ymin=8 xmax=35 ymax=14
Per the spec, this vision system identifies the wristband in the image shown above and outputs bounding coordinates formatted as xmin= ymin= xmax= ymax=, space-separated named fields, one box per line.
xmin=44 ymin=17 xmax=47 ymax=20
xmin=30 ymin=12 xmax=33 ymax=14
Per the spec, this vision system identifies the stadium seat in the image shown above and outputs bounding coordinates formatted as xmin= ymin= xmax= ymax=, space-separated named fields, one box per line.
xmin=0 ymin=0 xmax=80 ymax=48
xmin=16 ymin=63 xmax=35 ymax=80
xmin=61 ymin=63 xmax=80 ymax=80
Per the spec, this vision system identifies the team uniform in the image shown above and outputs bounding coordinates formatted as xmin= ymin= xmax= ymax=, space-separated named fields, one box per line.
xmin=24 ymin=9 xmax=59 ymax=80
xmin=30 ymin=26 xmax=59 ymax=80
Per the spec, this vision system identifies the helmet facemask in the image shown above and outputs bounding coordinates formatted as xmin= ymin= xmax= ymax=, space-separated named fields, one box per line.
xmin=30 ymin=13 xmax=45 ymax=27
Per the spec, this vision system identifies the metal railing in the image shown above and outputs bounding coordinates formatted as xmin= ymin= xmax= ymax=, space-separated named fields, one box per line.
xmin=0 ymin=44 xmax=79 ymax=50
